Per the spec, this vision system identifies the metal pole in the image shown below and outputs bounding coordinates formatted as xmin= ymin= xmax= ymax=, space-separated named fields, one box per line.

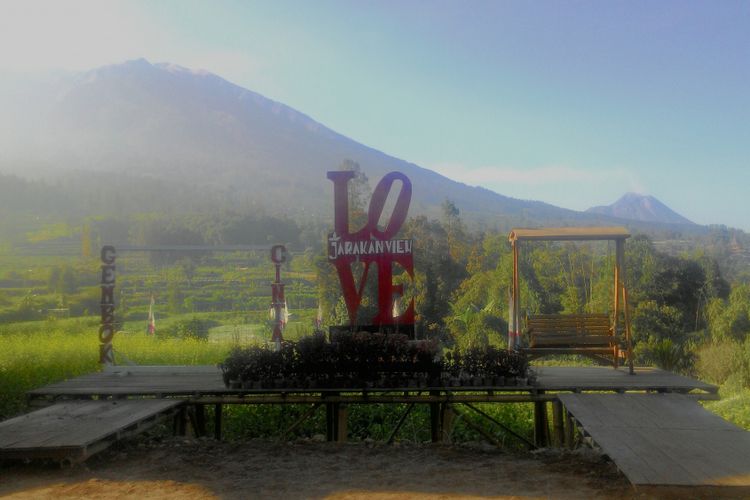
xmin=511 ymin=240 xmax=520 ymax=350
xmin=270 ymin=245 xmax=287 ymax=351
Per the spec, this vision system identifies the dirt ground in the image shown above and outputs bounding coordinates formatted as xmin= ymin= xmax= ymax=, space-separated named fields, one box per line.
xmin=5 ymin=434 xmax=740 ymax=500
xmin=0 ymin=433 xmax=644 ymax=500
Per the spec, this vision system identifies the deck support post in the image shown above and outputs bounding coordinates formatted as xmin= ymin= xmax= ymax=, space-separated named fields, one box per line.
xmin=336 ymin=404 xmax=348 ymax=442
xmin=552 ymin=400 xmax=564 ymax=447
xmin=430 ymin=391 xmax=441 ymax=442
xmin=325 ymin=402 xmax=336 ymax=441
xmin=440 ymin=404 xmax=454 ymax=442
xmin=214 ymin=404 xmax=222 ymax=440
xmin=326 ymin=394 xmax=347 ymax=442
xmin=194 ymin=404 xmax=207 ymax=437
xmin=564 ymin=407 xmax=575 ymax=449
xmin=534 ymin=391 xmax=549 ymax=447
xmin=174 ymin=405 xmax=187 ymax=436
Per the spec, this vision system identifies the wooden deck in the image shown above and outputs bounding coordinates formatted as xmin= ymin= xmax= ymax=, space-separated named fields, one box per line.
xmin=8 ymin=363 xmax=734 ymax=484
xmin=560 ymin=393 xmax=750 ymax=493
xmin=26 ymin=365 xmax=716 ymax=401
xmin=533 ymin=366 xmax=717 ymax=393
xmin=0 ymin=399 xmax=183 ymax=462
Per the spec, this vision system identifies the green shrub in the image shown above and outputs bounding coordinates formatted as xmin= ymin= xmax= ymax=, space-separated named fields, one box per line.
xmin=695 ymin=338 xmax=750 ymax=389
xmin=220 ymin=333 xmax=529 ymax=388
xmin=695 ymin=340 xmax=738 ymax=385
xmin=158 ymin=317 xmax=217 ymax=341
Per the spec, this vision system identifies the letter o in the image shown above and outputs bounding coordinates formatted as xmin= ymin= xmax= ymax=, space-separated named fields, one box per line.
xmin=101 ymin=246 xmax=116 ymax=265
xmin=270 ymin=244 xmax=287 ymax=264
xmin=367 ymin=172 xmax=412 ymax=240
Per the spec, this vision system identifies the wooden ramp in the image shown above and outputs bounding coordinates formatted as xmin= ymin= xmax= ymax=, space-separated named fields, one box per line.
xmin=560 ymin=393 xmax=750 ymax=493
xmin=0 ymin=399 xmax=183 ymax=462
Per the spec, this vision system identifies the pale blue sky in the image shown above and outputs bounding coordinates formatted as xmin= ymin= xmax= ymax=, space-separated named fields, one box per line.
xmin=1 ymin=0 xmax=748 ymax=229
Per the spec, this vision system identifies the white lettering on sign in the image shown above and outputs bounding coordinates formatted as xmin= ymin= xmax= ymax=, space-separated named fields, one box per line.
xmin=328 ymin=233 xmax=413 ymax=260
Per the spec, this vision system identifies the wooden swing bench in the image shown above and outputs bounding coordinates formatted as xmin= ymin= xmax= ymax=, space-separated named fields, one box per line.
xmin=524 ymin=313 xmax=622 ymax=367
xmin=508 ymin=227 xmax=634 ymax=372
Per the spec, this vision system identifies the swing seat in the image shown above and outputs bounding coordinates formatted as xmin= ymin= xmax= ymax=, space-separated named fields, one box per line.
xmin=523 ymin=313 xmax=621 ymax=367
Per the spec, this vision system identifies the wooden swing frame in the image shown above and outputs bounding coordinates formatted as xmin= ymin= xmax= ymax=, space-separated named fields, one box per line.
xmin=508 ymin=227 xmax=634 ymax=373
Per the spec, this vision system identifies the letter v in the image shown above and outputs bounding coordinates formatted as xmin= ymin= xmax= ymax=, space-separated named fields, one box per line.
xmin=333 ymin=260 xmax=371 ymax=326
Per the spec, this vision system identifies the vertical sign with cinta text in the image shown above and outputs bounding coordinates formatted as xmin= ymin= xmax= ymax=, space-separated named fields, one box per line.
xmin=327 ymin=170 xmax=415 ymax=329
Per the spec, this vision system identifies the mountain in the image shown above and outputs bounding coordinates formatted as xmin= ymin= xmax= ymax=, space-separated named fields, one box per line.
xmin=0 ymin=59 xmax=704 ymax=234
xmin=586 ymin=193 xmax=695 ymax=226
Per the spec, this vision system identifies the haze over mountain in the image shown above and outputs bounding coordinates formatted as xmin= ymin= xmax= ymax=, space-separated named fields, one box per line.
xmin=0 ymin=59 xmax=714 ymax=234
xmin=586 ymin=193 xmax=695 ymax=226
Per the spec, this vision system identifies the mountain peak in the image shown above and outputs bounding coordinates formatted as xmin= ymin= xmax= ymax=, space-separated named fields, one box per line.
xmin=0 ymin=59 xmax=707 ymax=230
xmin=586 ymin=193 xmax=694 ymax=225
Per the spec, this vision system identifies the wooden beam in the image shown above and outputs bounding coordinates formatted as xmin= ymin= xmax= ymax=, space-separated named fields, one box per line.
xmin=564 ymin=406 xmax=576 ymax=449
xmin=462 ymin=403 xmax=536 ymax=449
xmin=386 ymin=403 xmax=415 ymax=445
xmin=214 ymin=404 xmax=222 ymax=440
xmin=194 ymin=404 xmax=207 ymax=437
xmin=552 ymin=401 xmax=564 ymax=447
xmin=512 ymin=240 xmax=520 ymax=350
xmin=509 ymin=227 xmax=631 ymax=242
xmin=430 ymin=391 xmax=441 ymax=442
xmin=623 ymin=287 xmax=635 ymax=375
xmin=336 ymin=404 xmax=348 ymax=442
xmin=534 ymin=391 xmax=549 ymax=447
xmin=192 ymin=393 xmax=559 ymax=405
xmin=440 ymin=404 xmax=454 ymax=442
xmin=326 ymin=402 xmax=336 ymax=442
xmin=450 ymin=405 xmax=503 ymax=448
xmin=281 ymin=403 xmax=320 ymax=439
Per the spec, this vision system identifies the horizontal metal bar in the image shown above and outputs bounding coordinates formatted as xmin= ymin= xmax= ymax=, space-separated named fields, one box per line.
xmin=191 ymin=392 xmax=717 ymax=405
xmin=115 ymin=245 xmax=272 ymax=252
xmin=190 ymin=394 xmax=557 ymax=405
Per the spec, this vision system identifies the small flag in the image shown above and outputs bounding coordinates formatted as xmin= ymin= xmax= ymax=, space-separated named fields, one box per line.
xmin=392 ymin=296 xmax=401 ymax=319
xmin=147 ymin=294 xmax=156 ymax=335
xmin=315 ymin=303 xmax=323 ymax=329
xmin=282 ymin=301 xmax=291 ymax=326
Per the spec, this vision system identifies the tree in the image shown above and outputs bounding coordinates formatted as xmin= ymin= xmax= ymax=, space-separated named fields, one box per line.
xmin=625 ymin=234 xmax=659 ymax=303
xmin=441 ymin=199 xmax=470 ymax=263
xmin=48 ymin=265 xmax=78 ymax=295
xmin=641 ymin=255 xmax=706 ymax=332
xmin=707 ymin=284 xmax=750 ymax=342
xmin=167 ymin=283 xmax=183 ymax=314
xmin=403 ymin=216 xmax=468 ymax=340
xmin=338 ymin=159 xmax=370 ymax=220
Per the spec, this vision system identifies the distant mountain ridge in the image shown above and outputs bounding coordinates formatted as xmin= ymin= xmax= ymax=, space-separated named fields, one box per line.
xmin=0 ymin=59 xmax=709 ymax=235
xmin=586 ymin=193 xmax=695 ymax=226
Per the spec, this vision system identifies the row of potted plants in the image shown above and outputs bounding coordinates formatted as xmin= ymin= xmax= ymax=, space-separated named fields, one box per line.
xmin=220 ymin=332 xmax=531 ymax=389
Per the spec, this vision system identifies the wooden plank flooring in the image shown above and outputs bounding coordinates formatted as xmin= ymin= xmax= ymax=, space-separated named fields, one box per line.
xmin=535 ymin=366 xmax=717 ymax=393
xmin=0 ymin=399 xmax=183 ymax=461
xmin=559 ymin=393 xmax=750 ymax=489
xmin=25 ymin=365 xmax=716 ymax=399
xmin=27 ymin=366 xmax=225 ymax=398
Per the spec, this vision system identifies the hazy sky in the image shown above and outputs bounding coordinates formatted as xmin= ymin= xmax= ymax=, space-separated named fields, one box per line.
xmin=1 ymin=0 xmax=748 ymax=229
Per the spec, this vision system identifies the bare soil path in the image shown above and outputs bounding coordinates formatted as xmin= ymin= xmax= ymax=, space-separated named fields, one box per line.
xmin=0 ymin=435 xmax=650 ymax=499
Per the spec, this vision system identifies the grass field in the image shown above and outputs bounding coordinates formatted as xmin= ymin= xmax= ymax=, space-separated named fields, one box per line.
xmin=0 ymin=316 xmax=536 ymax=446
xmin=704 ymin=389 xmax=750 ymax=430
xmin=0 ymin=317 xmax=231 ymax=419
xmin=1 ymin=316 xmax=748 ymax=445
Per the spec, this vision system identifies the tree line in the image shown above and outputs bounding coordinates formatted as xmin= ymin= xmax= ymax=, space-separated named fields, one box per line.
xmin=315 ymin=198 xmax=749 ymax=385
